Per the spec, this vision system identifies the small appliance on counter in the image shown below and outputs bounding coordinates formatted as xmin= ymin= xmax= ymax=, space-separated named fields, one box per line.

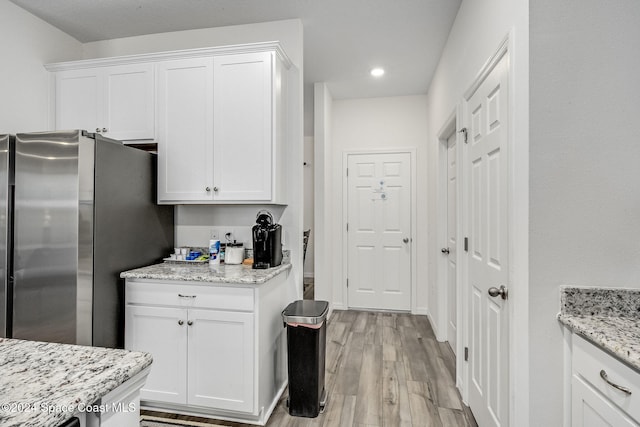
xmin=252 ymin=210 xmax=283 ymax=269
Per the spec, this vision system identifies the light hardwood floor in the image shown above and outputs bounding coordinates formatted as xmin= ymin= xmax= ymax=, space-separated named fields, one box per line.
xmin=144 ymin=310 xmax=477 ymax=427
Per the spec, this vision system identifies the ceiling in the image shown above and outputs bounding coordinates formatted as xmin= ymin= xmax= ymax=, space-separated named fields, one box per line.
xmin=10 ymin=0 xmax=461 ymax=134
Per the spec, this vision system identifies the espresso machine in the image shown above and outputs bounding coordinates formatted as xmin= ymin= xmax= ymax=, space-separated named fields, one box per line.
xmin=252 ymin=210 xmax=283 ymax=269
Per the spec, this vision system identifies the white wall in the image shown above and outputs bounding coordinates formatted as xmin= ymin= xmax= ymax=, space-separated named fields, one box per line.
xmin=315 ymin=95 xmax=429 ymax=311
xmin=529 ymin=1 xmax=640 ymax=426
xmin=425 ymin=0 xmax=529 ymax=424
xmin=0 ymin=0 xmax=82 ymax=133
xmin=303 ymin=136 xmax=315 ymax=277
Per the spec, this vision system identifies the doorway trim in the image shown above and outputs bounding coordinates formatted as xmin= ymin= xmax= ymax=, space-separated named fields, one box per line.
xmin=341 ymin=148 xmax=417 ymax=313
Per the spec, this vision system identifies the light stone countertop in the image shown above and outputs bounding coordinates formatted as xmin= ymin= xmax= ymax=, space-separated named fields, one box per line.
xmin=0 ymin=338 xmax=152 ymax=427
xmin=120 ymin=261 xmax=291 ymax=284
xmin=558 ymin=286 xmax=640 ymax=372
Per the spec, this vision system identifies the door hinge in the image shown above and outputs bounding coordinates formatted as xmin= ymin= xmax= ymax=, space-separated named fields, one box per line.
xmin=346 ymin=168 xmax=349 ymax=176
xmin=346 ymin=278 xmax=349 ymax=288
xmin=459 ymin=127 xmax=468 ymax=144
xmin=464 ymin=237 xmax=468 ymax=252
xmin=464 ymin=347 xmax=469 ymax=361
xmin=346 ymin=223 xmax=349 ymax=232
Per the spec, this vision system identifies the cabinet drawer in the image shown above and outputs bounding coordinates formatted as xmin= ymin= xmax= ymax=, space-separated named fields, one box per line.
xmin=573 ymin=334 xmax=640 ymax=422
xmin=126 ymin=280 xmax=254 ymax=311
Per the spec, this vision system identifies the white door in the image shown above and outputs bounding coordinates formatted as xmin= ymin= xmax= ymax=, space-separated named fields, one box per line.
xmin=446 ymin=133 xmax=458 ymax=354
xmin=213 ymin=52 xmax=273 ymax=201
xmin=157 ymin=58 xmax=214 ymax=202
xmin=124 ymin=305 xmax=188 ymax=405
xmin=466 ymin=53 xmax=510 ymax=427
xmin=104 ymin=63 xmax=155 ymax=141
xmin=187 ymin=309 xmax=254 ymax=412
xmin=346 ymin=152 xmax=411 ymax=311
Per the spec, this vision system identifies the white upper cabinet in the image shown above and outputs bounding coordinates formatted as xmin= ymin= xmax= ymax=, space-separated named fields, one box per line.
xmin=212 ymin=52 xmax=273 ymax=202
xmin=156 ymin=58 xmax=214 ymax=202
xmin=157 ymin=49 xmax=288 ymax=205
xmin=47 ymin=42 xmax=291 ymax=205
xmin=54 ymin=63 xmax=155 ymax=141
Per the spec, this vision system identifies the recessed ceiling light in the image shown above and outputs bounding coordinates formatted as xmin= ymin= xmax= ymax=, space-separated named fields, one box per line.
xmin=370 ymin=68 xmax=385 ymax=77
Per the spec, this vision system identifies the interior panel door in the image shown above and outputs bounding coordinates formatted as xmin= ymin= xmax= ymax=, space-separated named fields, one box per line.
xmin=466 ymin=53 xmax=510 ymax=427
xmin=347 ymin=152 xmax=411 ymax=311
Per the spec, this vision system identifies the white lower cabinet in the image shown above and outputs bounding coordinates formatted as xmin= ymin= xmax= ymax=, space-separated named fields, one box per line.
xmin=572 ymin=375 xmax=637 ymax=427
xmin=125 ymin=305 xmax=188 ymax=404
xmin=571 ymin=334 xmax=640 ymax=427
xmin=187 ymin=309 xmax=254 ymax=412
xmin=124 ymin=275 xmax=287 ymax=425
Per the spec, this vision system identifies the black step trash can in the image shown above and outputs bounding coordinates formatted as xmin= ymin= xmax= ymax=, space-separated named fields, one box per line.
xmin=282 ymin=300 xmax=329 ymax=418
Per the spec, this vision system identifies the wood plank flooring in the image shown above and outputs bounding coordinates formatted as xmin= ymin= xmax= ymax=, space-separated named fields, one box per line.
xmin=143 ymin=310 xmax=477 ymax=427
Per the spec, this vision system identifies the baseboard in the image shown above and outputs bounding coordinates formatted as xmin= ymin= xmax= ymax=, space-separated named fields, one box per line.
xmin=412 ymin=307 xmax=428 ymax=316
xmin=427 ymin=312 xmax=446 ymax=342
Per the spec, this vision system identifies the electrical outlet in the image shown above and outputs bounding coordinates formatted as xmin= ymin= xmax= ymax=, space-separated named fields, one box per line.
xmin=223 ymin=229 xmax=235 ymax=243
xmin=210 ymin=228 xmax=220 ymax=240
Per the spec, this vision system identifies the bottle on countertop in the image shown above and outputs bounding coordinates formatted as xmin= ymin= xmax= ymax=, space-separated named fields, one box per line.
xmin=209 ymin=239 xmax=220 ymax=265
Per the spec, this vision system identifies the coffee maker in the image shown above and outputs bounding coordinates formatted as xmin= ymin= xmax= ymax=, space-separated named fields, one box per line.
xmin=252 ymin=210 xmax=283 ymax=269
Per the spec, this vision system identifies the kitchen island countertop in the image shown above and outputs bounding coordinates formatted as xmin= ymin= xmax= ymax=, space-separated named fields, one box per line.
xmin=0 ymin=338 xmax=151 ymax=427
xmin=120 ymin=261 xmax=291 ymax=284
xmin=557 ymin=286 xmax=640 ymax=372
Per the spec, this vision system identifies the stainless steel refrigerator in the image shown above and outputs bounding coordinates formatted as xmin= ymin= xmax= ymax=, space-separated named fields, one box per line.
xmin=0 ymin=130 xmax=173 ymax=348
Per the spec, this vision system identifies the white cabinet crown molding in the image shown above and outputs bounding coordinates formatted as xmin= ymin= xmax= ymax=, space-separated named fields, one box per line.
xmin=45 ymin=41 xmax=293 ymax=71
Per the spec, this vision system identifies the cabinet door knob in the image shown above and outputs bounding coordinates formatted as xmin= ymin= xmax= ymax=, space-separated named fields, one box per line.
xmin=95 ymin=128 xmax=101 ymax=133
xmin=187 ymin=320 xmax=193 ymax=326
xmin=102 ymin=127 xmax=108 ymax=133
xmin=213 ymin=187 xmax=219 ymax=192
xmin=178 ymin=320 xmax=184 ymax=325
xmin=205 ymin=187 xmax=211 ymax=192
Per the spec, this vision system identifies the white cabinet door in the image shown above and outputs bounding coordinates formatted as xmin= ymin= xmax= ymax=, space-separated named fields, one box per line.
xmin=103 ymin=63 xmax=155 ymax=141
xmin=125 ymin=305 xmax=188 ymax=405
xmin=213 ymin=52 xmax=273 ymax=201
xmin=55 ymin=68 xmax=102 ymax=132
xmin=187 ymin=309 xmax=255 ymax=413
xmin=157 ymin=58 xmax=214 ymax=203
xmin=55 ymin=64 xmax=154 ymax=140
xmin=572 ymin=375 xmax=638 ymax=427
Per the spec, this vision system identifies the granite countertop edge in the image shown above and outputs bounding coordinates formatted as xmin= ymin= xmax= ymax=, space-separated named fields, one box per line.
xmin=0 ymin=338 xmax=152 ymax=427
xmin=558 ymin=313 xmax=640 ymax=373
xmin=120 ymin=261 xmax=292 ymax=284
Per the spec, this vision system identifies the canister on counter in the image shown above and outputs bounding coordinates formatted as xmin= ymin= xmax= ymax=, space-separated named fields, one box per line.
xmin=225 ymin=242 xmax=245 ymax=264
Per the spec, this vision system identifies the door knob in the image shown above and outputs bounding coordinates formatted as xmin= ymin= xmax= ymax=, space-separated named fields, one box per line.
xmin=178 ymin=320 xmax=184 ymax=325
xmin=403 ymin=238 xmax=409 ymax=243
xmin=441 ymin=248 xmax=450 ymax=254
xmin=488 ymin=285 xmax=508 ymax=300
xmin=187 ymin=320 xmax=193 ymax=326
